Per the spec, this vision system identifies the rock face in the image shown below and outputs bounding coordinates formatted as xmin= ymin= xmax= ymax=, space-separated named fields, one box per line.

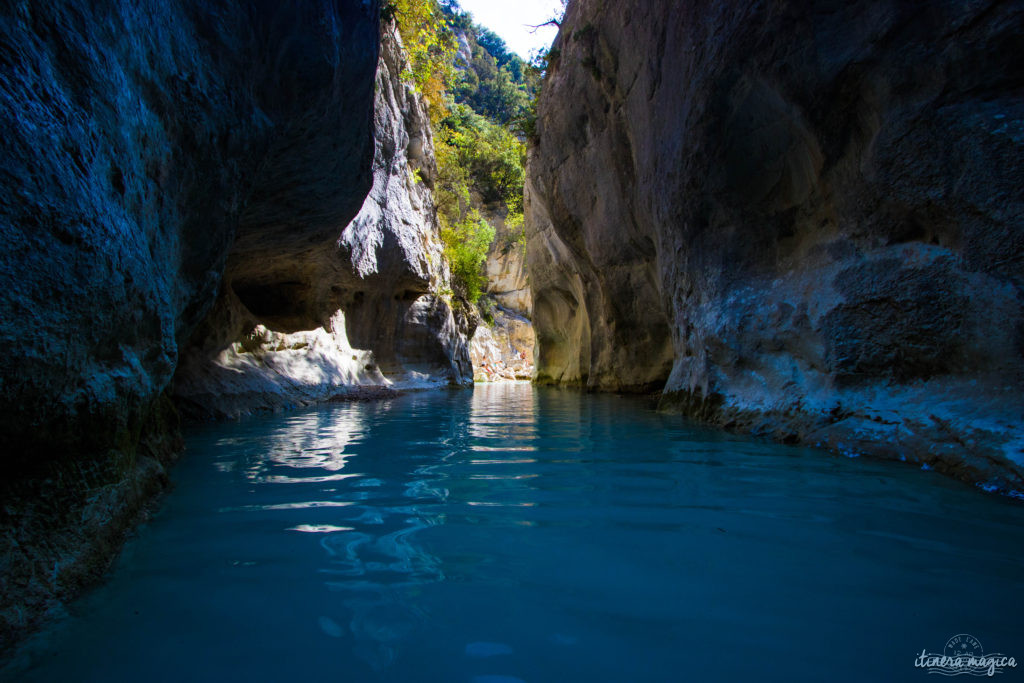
xmin=471 ymin=210 xmax=536 ymax=382
xmin=483 ymin=216 xmax=532 ymax=315
xmin=0 ymin=0 xmax=470 ymax=649
xmin=173 ymin=20 xmax=472 ymax=418
xmin=0 ymin=0 xmax=379 ymax=474
xmin=471 ymin=305 xmax=534 ymax=382
xmin=0 ymin=0 xmax=382 ymax=647
xmin=527 ymin=0 xmax=1024 ymax=491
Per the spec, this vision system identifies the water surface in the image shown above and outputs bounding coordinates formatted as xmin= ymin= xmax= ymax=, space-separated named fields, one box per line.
xmin=6 ymin=384 xmax=1023 ymax=681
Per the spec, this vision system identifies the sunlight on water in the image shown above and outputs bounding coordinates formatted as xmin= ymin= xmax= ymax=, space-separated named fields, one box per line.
xmin=4 ymin=384 xmax=1023 ymax=682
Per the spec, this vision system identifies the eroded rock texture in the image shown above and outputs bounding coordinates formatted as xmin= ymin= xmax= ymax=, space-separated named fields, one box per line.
xmin=471 ymin=209 xmax=536 ymax=382
xmin=528 ymin=0 xmax=1024 ymax=490
xmin=484 ymin=214 xmax=531 ymax=316
xmin=471 ymin=306 xmax=534 ymax=382
xmin=0 ymin=0 xmax=474 ymax=649
xmin=172 ymin=21 xmax=472 ymax=418
xmin=0 ymin=0 xmax=379 ymax=472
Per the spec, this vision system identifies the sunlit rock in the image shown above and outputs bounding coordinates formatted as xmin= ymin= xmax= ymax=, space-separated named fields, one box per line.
xmin=173 ymin=17 xmax=474 ymax=417
xmin=526 ymin=0 xmax=1024 ymax=490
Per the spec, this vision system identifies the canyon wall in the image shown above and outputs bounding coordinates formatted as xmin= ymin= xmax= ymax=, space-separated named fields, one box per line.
xmin=1 ymin=0 xmax=378 ymax=475
xmin=527 ymin=0 xmax=1024 ymax=492
xmin=483 ymin=213 xmax=531 ymax=316
xmin=0 ymin=0 xmax=470 ymax=647
xmin=172 ymin=21 xmax=473 ymax=418
xmin=472 ymin=211 xmax=535 ymax=382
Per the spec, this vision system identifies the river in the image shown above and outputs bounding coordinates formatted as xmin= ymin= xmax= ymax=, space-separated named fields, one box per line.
xmin=5 ymin=383 xmax=1022 ymax=681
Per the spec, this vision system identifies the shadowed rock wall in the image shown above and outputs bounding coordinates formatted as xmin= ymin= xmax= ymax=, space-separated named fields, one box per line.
xmin=172 ymin=21 xmax=473 ymax=418
xmin=0 ymin=0 xmax=384 ymax=648
xmin=0 ymin=0 xmax=379 ymax=471
xmin=527 ymin=0 xmax=1024 ymax=491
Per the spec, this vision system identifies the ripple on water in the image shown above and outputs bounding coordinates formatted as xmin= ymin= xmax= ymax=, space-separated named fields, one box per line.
xmin=5 ymin=384 xmax=1024 ymax=683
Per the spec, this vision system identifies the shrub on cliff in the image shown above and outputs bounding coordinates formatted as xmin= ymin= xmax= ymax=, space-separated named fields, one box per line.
xmin=387 ymin=0 xmax=529 ymax=303
xmin=383 ymin=0 xmax=455 ymax=124
xmin=440 ymin=209 xmax=495 ymax=303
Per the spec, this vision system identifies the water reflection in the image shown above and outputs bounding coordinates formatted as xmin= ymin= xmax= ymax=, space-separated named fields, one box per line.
xmin=9 ymin=385 xmax=1024 ymax=683
xmin=290 ymin=524 xmax=355 ymax=533
xmin=468 ymin=381 xmax=538 ymax=443
xmin=237 ymin=406 xmax=369 ymax=482
xmin=250 ymin=400 xmax=442 ymax=670
xmin=282 ymin=384 xmax=550 ymax=671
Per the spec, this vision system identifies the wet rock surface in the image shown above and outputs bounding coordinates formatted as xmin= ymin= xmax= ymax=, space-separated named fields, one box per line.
xmin=527 ymin=0 xmax=1024 ymax=491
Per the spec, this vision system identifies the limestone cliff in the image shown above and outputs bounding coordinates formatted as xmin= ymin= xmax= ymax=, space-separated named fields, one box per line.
xmin=470 ymin=308 xmax=534 ymax=382
xmin=0 ymin=1 xmax=380 ymax=644
xmin=0 ymin=0 xmax=469 ymax=649
xmin=471 ymin=209 xmax=536 ymax=382
xmin=0 ymin=0 xmax=378 ymax=474
xmin=483 ymin=213 xmax=531 ymax=316
xmin=172 ymin=20 xmax=472 ymax=418
xmin=528 ymin=0 xmax=1024 ymax=492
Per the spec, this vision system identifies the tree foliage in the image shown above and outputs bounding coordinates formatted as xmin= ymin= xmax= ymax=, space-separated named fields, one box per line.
xmin=384 ymin=0 xmax=456 ymax=125
xmin=386 ymin=0 xmax=537 ymax=303
xmin=441 ymin=105 xmax=525 ymax=211
xmin=440 ymin=209 xmax=495 ymax=303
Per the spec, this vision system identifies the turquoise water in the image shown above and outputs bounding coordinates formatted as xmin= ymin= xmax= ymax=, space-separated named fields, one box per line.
xmin=5 ymin=383 xmax=1023 ymax=682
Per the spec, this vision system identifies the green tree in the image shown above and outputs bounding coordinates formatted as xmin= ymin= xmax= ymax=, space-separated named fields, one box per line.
xmin=440 ymin=209 xmax=495 ymax=303
xmin=384 ymin=0 xmax=456 ymax=125
xmin=387 ymin=0 xmax=538 ymax=305
xmin=441 ymin=104 xmax=525 ymax=210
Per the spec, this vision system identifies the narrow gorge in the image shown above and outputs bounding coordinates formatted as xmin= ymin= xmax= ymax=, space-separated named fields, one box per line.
xmin=1 ymin=0 xmax=1022 ymax=677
